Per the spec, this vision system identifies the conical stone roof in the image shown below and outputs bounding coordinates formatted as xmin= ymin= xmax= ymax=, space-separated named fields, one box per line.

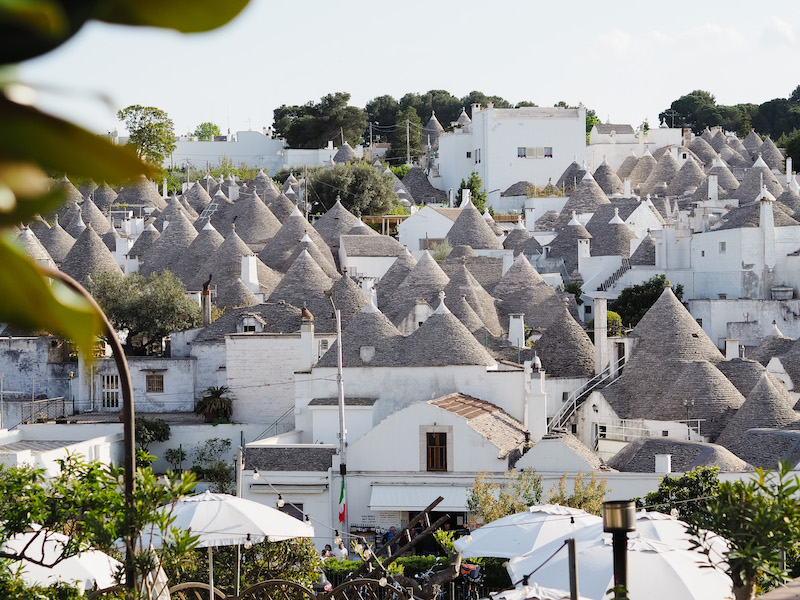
xmin=60 ymin=225 xmax=123 ymax=286
xmin=422 ymin=112 xmax=445 ymax=150
xmin=719 ymin=146 xmax=750 ymax=169
xmin=64 ymin=211 xmax=87 ymax=238
xmin=184 ymin=182 xmax=213 ymax=213
xmin=556 ymin=160 xmax=586 ymax=191
xmin=556 ymin=174 xmax=610 ymax=228
xmin=28 ymin=214 xmax=50 ymax=238
xmin=57 ymin=177 xmax=84 ymax=207
xmin=139 ymin=209 xmax=199 ymax=277
xmin=629 ymin=231 xmax=656 ymax=266
xmin=153 ymin=194 xmax=193 ymax=232
xmin=707 ymin=159 xmax=740 ymax=193
xmin=776 ymin=187 xmax=800 ymax=215
xmin=688 ymin=137 xmax=717 ymax=167
xmin=92 ymin=182 xmax=117 ymax=212
xmin=715 ymin=200 xmax=799 ymax=231
xmin=759 ymin=137 xmax=785 ymax=172
xmin=115 ymin=176 xmax=167 ymax=210
xmin=616 ymin=152 xmax=639 ymax=181
xmin=267 ymin=249 xmax=335 ymax=308
xmin=313 ymin=197 xmax=360 ymax=249
xmin=333 ymin=142 xmax=357 ymax=164
xmin=503 ymin=222 xmax=534 ymax=254
xmin=444 ymin=261 xmax=502 ymax=333
xmin=445 ymin=201 xmax=503 ymax=249
xmin=716 ymin=373 xmax=799 ymax=447
xmin=346 ymin=219 xmax=381 ymax=236
xmin=640 ymin=151 xmax=680 ymax=197
xmin=128 ymin=223 xmax=160 ymax=259
xmin=587 ymin=209 xmax=637 ymax=258
xmin=38 ymin=216 xmax=75 ymax=265
xmin=733 ymin=156 xmax=784 ymax=202
xmin=376 ymin=249 xmax=416 ymax=310
xmin=627 ymin=151 xmax=657 ymax=190
xmin=79 ymin=180 xmax=98 ymax=199
xmin=102 ymin=228 xmax=119 ymax=252
xmin=16 ymin=227 xmax=53 ymax=263
xmin=330 ymin=273 xmax=369 ymax=326
xmin=179 ymin=196 xmax=199 ymax=221
xmin=749 ymin=330 xmax=796 ymax=366
xmin=281 ymin=172 xmax=298 ymax=193
xmin=727 ymin=136 xmax=749 ymax=158
xmin=230 ymin=191 xmax=282 ymax=246
xmin=280 ymin=233 xmax=339 ymax=279
xmin=456 ymin=108 xmax=471 ymax=127
xmin=546 ymin=218 xmax=592 ymax=274
xmin=449 ymin=292 xmax=487 ymax=333
xmin=266 ymin=192 xmax=297 ymax=223
xmin=215 ymin=278 xmax=259 ymax=309
xmin=258 ymin=208 xmax=335 ymax=272
xmin=492 ymin=254 xmax=560 ymax=329
xmin=170 ymin=221 xmax=224 ymax=286
xmin=316 ymin=301 xmax=402 ymax=368
xmin=710 ymin=130 xmax=728 ymax=152
xmin=383 ymin=251 xmax=450 ymax=324
xmin=593 ymin=159 xmax=624 ymax=196
xmin=665 ymin=156 xmax=706 ymax=197
xmin=743 ymin=131 xmax=763 ymax=158
xmin=534 ymin=299 xmax=594 ymax=378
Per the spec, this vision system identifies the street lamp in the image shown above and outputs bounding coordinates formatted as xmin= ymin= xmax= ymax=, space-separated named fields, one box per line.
xmin=602 ymin=500 xmax=636 ymax=600
xmin=683 ymin=399 xmax=694 ymax=440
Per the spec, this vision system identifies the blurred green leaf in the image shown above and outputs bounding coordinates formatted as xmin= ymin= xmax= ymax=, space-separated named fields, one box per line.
xmin=0 ymin=0 xmax=66 ymax=35
xmin=0 ymin=235 xmax=103 ymax=361
xmin=0 ymin=95 xmax=154 ymax=182
xmin=97 ymin=0 xmax=249 ymax=32
xmin=0 ymin=161 xmax=65 ymax=227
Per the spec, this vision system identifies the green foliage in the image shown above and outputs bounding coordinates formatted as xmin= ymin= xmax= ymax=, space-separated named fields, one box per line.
xmin=365 ymin=95 xmax=400 ymax=142
xmin=0 ymin=567 xmax=83 ymax=600
xmin=430 ymin=239 xmax=452 ymax=261
xmin=461 ymin=92 xmax=513 ymax=117
xmin=784 ymin=130 xmax=800 ymax=166
xmin=526 ymin=182 xmax=563 ymax=197
xmin=659 ymin=90 xmax=717 ymax=132
xmin=117 ymin=104 xmax=176 ymax=166
xmin=273 ymin=92 xmax=367 ymax=149
xmin=457 ymin=171 xmax=487 ymax=213
xmin=563 ymin=282 xmax=583 ymax=306
xmin=546 ymin=472 xmax=609 ymax=515
xmin=610 ymin=274 xmax=683 ymax=328
xmin=209 ymin=156 xmax=259 ymax=181
xmin=165 ymin=447 xmax=187 ymax=472
xmin=635 ymin=467 xmax=720 ymax=530
xmin=135 ymin=417 xmax=171 ymax=452
xmin=193 ymin=121 xmax=220 ymax=141
xmin=689 ymin=463 xmax=800 ymax=599
xmin=386 ymin=106 xmax=423 ymax=165
xmin=586 ymin=310 xmax=624 ymax=342
xmin=467 ymin=469 xmax=543 ymax=526
xmin=389 ymin=165 xmax=411 ymax=180
xmin=401 ymin=90 xmax=463 ymax=128
xmin=194 ymin=387 xmax=234 ymax=422
xmin=309 ymin=162 xmax=399 ymax=216
xmin=191 ymin=437 xmax=233 ymax=493
xmin=89 ymin=269 xmax=202 ymax=355
xmin=433 ymin=529 xmax=455 ymax=554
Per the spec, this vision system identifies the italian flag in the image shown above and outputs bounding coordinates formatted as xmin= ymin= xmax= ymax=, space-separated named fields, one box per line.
xmin=338 ymin=477 xmax=346 ymax=523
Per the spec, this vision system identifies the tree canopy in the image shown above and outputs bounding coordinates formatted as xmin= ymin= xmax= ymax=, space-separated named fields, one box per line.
xmin=117 ymin=104 xmax=176 ymax=165
xmin=385 ymin=106 xmax=422 ymax=165
xmin=308 ymin=162 xmax=399 ymax=216
xmin=90 ymin=270 xmax=202 ymax=355
xmin=273 ymin=92 xmax=367 ymax=149
xmin=635 ymin=466 xmax=721 ymax=530
xmin=193 ymin=121 xmax=220 ymax=141
xmin=610 ymin=274 xmax=683 ymax=328
xmin=458 ymin=170 xmax=488 ymax=213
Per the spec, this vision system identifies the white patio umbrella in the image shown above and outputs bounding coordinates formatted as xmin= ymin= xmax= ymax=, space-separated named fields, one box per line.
xmin=507 ymin=536 xmax=734 ymax=600
xmin=453 ymin=504 xmax=602 ymax=558
xmin=3 ymin=527 xmax=122 ymax=590
xmin=138 ymin=490 xmax=314 ymax=600
xmin=491 ymin=582 xmax=592 ymax=600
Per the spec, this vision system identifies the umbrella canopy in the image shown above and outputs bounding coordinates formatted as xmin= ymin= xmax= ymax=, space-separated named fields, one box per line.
xmin=492 ymin=582 xmax=592 ymax=600
xmin=138 ymin=490 xmax=314 ymax=549
xmin=4 ymin=528 xmax=121 ymax=590
xmin=453 ymin=505 xmax=602 ymax=559
xmin=507 ymin=536 xmax=733 ymax=600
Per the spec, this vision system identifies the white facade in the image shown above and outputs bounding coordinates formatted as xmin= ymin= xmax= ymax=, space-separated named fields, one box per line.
xmin=396 ymin=206 xmax=458 ymax=256
xmin=437 ymin=105 xmax=587 ymax=202
xmin=586 ymin=126 xmax=684 ymax=171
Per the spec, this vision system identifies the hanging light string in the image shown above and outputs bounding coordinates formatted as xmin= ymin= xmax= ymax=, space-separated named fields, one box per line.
xmin=512 ymin=540 xmax=568 ymax=587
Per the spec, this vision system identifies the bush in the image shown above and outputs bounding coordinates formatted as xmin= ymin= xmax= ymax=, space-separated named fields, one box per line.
xmin=135 ymin=417 xmax=171 ymax=452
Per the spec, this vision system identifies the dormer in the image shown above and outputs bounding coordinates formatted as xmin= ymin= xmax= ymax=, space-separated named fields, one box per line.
xmin=237 ymin=312 xmax=266 ymax=333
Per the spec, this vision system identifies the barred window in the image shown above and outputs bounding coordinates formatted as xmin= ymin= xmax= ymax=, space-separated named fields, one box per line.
xmin=146 ymin=373 xmax=164 ymax=394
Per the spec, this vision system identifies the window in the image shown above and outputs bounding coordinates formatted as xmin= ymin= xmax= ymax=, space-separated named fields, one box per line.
xmin=517 ymin=147 xmax=553 ymax=159
xmin=719 ymin=241 xmax=726 ymax=254
xmin=701 ymin=250 xmax=705 ymax=257
xmin=571 ymin=424 xmax=578 ymax=434
xmin=466 ymin=151 xmax=471 ymax=159
xmin=718 ymin=293 xmax=727 ymax=300
xmin=279 ymin=502 xmax=303 ymax=522
xmin=584 ymin=305 xmax=592 ymax=314
xmin=662 ymin=430 xmax=669 ymax=437
xmin=426 ymin=432 xmax=447 ymax=471
xmin=243 ymin=325 xmax=256 ymax=332
xmin=102 ymin=375 xmax=119 ymax=409
xmin=696 ymin=318 xmax=703 ymax=327
xmin=146 ymin=373 xmax=164 ymax=393
xmin=320 ymin=339 xmax=329 ymax=351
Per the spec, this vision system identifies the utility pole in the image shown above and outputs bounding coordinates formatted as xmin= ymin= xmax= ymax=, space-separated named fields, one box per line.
xmin=340 ymin=127 xmax=344 ymax=146
xmin=406 ymin=119 xmax=410 ymax=165
xmin=304 ymin=164 xmax=309 ymax=220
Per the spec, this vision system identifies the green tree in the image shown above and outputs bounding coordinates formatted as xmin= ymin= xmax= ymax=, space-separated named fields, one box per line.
xmin=309 ymin=162 xmax=399 ymax=216
xmin=457 ymin=171 xmax=488 ymax=213
xmin=546 ymin=472 xmax=609 ymax=515
xmin=467 ymin=469 xmax=543 ymax=526
xmin=400 ymin=90 xmax=462 ymax=128
xmin=610 ymin=274 xmax=683 ymax=328
xmin=386 ymin=106 xmax=423 ymax=164
xmin=635 ymin=467 xmax=721 ymax=530
xmin=688 ymin=463 xmax=800 ymax=600
xmin=193 ymin=121 xmax=220 ymax=141
xmin=136 ymin=417 xmax=171 ymax=453
xmin=117 ymin=104 xmax=177 ymax=165
xmin=273 ymin=92 xmax=367 ymax=149
xmin=365 ymin=94 xmax=400 ymax=142
xmin=659 ymin=90 xmax=717 ymax=133
xmin=785 ymin=130 xmax=800 ymax=166
xmin=460 ymin=91 xmax=512 ymax=117
xmin=515 ymin=101 xmax=539 ymax=108
xmin=89 ymin=270 xmax=202 ymax=355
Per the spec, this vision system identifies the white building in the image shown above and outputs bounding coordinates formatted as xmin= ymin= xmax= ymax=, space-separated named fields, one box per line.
xmin=587 ymin=123 xmax=684 ymax=172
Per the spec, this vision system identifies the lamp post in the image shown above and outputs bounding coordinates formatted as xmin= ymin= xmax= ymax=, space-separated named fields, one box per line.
xmin=602 ymin=500 xmax=636 ymax=599
xmin=683 ymin=399 xmax=694 ymax=440
xmin=68 ymin=370 xmax=74 ymax=415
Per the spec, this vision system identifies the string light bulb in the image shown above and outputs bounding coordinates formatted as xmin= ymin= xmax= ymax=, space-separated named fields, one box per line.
xmin=334 ymin=530 xmax=341 ymax=544
xmin=355 ymin=543 xmax=364 ymax=554
xmin=252 ymin=468 xmax=260 ymax=480
xmin=570 ymin=516 xmax=576 ymax=529
xmin=379 ymin=577 xmax=387 ymax=587
xmin=277 ymin=494 xmax=285 ymax=508
xmin=244 ymin=533 xmax=252 ymax=550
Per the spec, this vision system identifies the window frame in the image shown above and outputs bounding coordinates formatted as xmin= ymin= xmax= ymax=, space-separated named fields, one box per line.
xmin=146 ymin=372 xmax=164 ymax=394
xmin=426 ymin=432 xmax=447 ymax=472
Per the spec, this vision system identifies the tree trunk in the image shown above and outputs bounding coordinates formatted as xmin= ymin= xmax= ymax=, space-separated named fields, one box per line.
xmin=733 ymin=581 xmax=756 ymax=600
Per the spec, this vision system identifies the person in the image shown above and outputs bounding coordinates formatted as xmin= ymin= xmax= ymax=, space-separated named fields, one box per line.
xmin=386 ymin=526 xmax=398 ymax=554
xmin=321 ymin=544 xmax=334 ymax=558
xmin=334 ymin=541 xmax=349 ymax=559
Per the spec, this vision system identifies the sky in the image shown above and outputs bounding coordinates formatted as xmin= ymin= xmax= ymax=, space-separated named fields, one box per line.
xmin=18 ymin=0 xmax=800 ymax=138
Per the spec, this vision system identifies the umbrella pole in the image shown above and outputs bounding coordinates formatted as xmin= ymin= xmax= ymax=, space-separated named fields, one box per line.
xmin=567 ymin=538 xmax=579 ymax=600
xmin=208 ymin=547 xmax=214 ymax=600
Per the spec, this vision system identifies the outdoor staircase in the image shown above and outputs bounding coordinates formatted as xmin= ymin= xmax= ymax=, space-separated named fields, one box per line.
xmin=548 ymin=355 xmax=626 ymax=434
xmin=599 ymin=258 xmax=631 ymax=291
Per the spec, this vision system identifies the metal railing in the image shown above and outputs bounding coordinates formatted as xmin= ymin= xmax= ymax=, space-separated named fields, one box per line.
xmin=253 ymin=406 xmax=295 ymax=441
xmin=591 ymin=418 xmax=707 ymax=450
xmin=548 ymin=355 xmax=626 ymax=433
xmin=20 ymin=396 xmax=69 ymax=424
xmin=599 ymin=258 xmax=631 ymax=291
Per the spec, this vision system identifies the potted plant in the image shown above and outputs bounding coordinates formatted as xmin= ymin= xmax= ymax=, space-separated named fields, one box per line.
xmin=195 ymin=386 xmax=234 ymax=423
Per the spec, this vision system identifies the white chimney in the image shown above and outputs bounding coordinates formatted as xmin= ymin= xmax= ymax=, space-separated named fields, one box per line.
xmin=460 ymin=188 xmax=471 ymax=207
xmin=508 ymin=314 xmax=526 ymax=348
xmin=707 ymin=174 xmax=718 ymax=202
xmin=448 ymin=188 xmax=454 ymax=208
xmin=227 ymin=184 xmax=239 ymax=201
xmin=623 ymin=178 xmax=631 ymax=198
xmin=201 ymin=286 xmax=212 ymax=327
xmin=655 ymin=454 xmax=672 ymax=474
xmin=241 ymin=254 xmax=259 ymax=293
xmin=724 ymin=339 xmax=740 ymax=360
xmin=524 ymin=198 xmax=536 ymax=232
xmin=787 ymin=158 xmax=793 ymax=183
xmin=524 ymin=360 xmax=548 ymax=442
xmin=593 ymin=296 xmax=609 ymax=375
xmin=300 ymin=316 xmax=315 ymax=370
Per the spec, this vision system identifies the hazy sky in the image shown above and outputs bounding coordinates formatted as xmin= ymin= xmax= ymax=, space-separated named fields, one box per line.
xmin=19 ymin=0 xmax=800 ymax=137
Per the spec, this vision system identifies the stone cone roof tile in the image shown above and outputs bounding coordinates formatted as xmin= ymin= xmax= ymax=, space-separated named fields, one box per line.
xmin=230 ymin=191 xmax=282 ymax=246
xmin=346 ymin=219 xmax=381 ymax=236
xmin=401 ymin=167 xmax=447 ymax=204
xmin=282 ymin=173 xmax=298 ymax=193
xmin=587 ymin=217 xmax=637 ymax=258
xmin=139 ymin=209 xmax=199 ymax=277
xmin=376 ymin=249 xmax=417 ymax=310
xmin=607 ymin=437 xmax=749 ymax=472
xmin=102 ymin=228 xmax=119 ymax=252
xmin=715 ymin=200 xmax=798 ymax=231
xmin=445 ymin=201 xmax=503 ymax=249
xmin=38 ymin=216 xmax=75 ymax=264
xmin=201 ymin=173 xmax=220 ymax=196
xmin=715 ymin=358 xmax=769 ymax=398
xmin=313 ymin=198 xmax=360 ymax=249
xmin=179 ymin=196 xmax=199 ymax=221
xmin=665 ymin=156 xmax=706 ymax=197
xmin=688 ymin=137 xmax=717 ymax=166
xmin=759 ymin=137 xmax=785 ymax=172
xmin=710 ymin=130 xmax=728 ymax=152
xmin=616 ymin=152 xmax=639 ymax=181
xmin=503 ymin=223 xmax=534 ymax=254
xmin=640 ymin=151 xmax=680 ymax=197
xmin=267 ymin=248 xmax=335 ymax=308
xmin=205 ymin=190 xmax=236 ymax=234
xmin=492 ymin=254 xmax=560 ymax=329
xmin=691 ymin=177 xmax=729 ymax=204
xmin=317 ymin=302 xmax=402 ymax=368
xmin=734 ymin=157 xmax=784 ymax=202
xmin=154 ymin=194 xmax=194 ymax=231
xmin=170 ymin=222 xmax=225 ymax=286
xmin=60 ymin=225 xmax=123 ymax=286
xmin=743 ymin=131 xmax=763 ymax=157
xmin=593 ymin=160 xmax=624 ymax=196
xmin=449 ymin=292 xmax=487 ymax=333
xmin=128 ymin=223 xmax=160 ymax=259
xmin=534 ymin=299 xmax=595 ymax=378
xmin=719 ymin=146 xmax=751 ymax=169
xmin=16 ymin=227 xmax=53 ymax=263
xmin=556 ymin=175 xmax=610 ymax=228
xmin=333 ymin=142 xmax=357 ymax=164
xmin=627 ymin=151 xmax=657 ymax=189
xmin=545 ymin=221 xmax=592 ymax=274
xmin=266 ymin=192 xmax=297 ymax=223
xmin=57 ymin=178 xmax=84 ymax=207
xmin=115 ymin=176 xmax=167 ymax=210
xmin=330 ymin=274 xmax=369 ymax=326
xmin=28 ymin=214 xmax=50 ymax=238
xmin=184 ymin=182 xmax=213 ymax=213
xmin=444 ymin=262 xmax=502 ymax=333
xmin=727 ymin=136 xmax=749 ymax=157
xmin=502 ymin=181 xmax=535 ymax=196
xmin=215 ymin=278 xmax=259 ymax=309
xmin=629 ymin=231 xmax=656 ymax=266
xmin=258 ymin=212 xmax=334 ymax=272
xmin=383 ymin=251 xmax=450 ymax=324
xmin=280 ymin=234 xmax=340 ymax=279
xmin=422 ymin=112 xmax=445 ymax=150
xmin=92 ymin=182 xmax=117 ymax=212
xmin=749 ymin=333 xmax=796 ymax=366
xmin=79 ymin=180 xmax=98 ymax=198
xmin=776 ymin=187 xmax=800 ymax=214
xmin=716 ymin=373 xmax=799 ymax=447
xmin=556 ymin=160 xmax=586 ymax=191
xmin=707 ymin=160 xmax=741 ymax=193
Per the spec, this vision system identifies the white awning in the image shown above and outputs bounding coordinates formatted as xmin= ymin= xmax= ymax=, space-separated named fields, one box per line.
xmin=369 ymin=485 xmax=468 ymax=511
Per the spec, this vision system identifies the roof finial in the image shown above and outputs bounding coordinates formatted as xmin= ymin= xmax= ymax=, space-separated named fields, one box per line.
xmin=434 ymin=290 xmax=450 ymax=315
